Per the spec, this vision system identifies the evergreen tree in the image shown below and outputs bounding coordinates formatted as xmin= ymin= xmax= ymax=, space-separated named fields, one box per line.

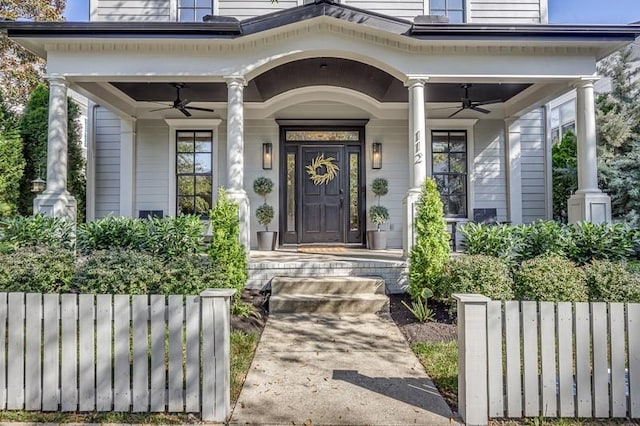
xmin=552 ymin=131 xmax=577 ymax=223
xmin=18 ymin=83 xmax=86 ymax=220
xmin=596 ymin=47 xmax=640 ymax=224
xmin=0 ymin=95 xmax=25 ymax=217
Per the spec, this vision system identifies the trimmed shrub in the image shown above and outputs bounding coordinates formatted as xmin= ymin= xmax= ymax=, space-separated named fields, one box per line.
xmin=584 ymin=259 xmax=640 ymax=303
xmin=460 ymin=222 xmax=520 ymax=266
xmin=438 ymin=255 xmax=514 ymax=301
xmin=565 ymin=222 xmax=635 ymax=265
xmin=159 ymin=255 xmax=223 ymax=295
xmin=408 ymin=178 xmax=451 ymax=300
xmin=515 ymin=220 xmax=566 ymax=261
xmin=77 ymin=216 xmax=146 ymax=252
xmin=208 ymin=189 xmax=247 ymax=298
xmin=0 ymin=246 xmax=75 ymax=293
xmin=0 ymin=214 xmax=74 ymax=249
xmin=73 ymin=249 xmax=165 ymax=294
xmin=514 ymin=256 xmax=587 ymax=302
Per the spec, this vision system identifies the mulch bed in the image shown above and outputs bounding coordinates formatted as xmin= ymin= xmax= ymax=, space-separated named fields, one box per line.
xmin=388 ymin=293 xmax=457 ymax=344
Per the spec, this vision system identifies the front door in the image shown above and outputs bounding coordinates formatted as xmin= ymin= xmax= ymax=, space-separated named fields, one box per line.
xmin=280 ymin=127 xmax=365 ymax=245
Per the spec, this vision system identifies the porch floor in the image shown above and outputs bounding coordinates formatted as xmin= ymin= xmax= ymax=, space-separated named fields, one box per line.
xmin=247 ymin=248 xmax=408 ymax=294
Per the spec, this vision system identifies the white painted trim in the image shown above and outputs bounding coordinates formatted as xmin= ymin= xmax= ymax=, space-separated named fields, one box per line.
xmin=164 ymin=119 xmax=222 ymax=217
xmin=212 ymin=0 xmax=219 ymax=18
xmin=539 ymin=0 xmax=549 ymax=24
xmin=169 ymin=0 xmax=177 ymax=21
xmin=544 ymin=105 xmax=553 ymax=219
xmin=86 ymin=102 xmax=97 ymax=221
xmin=119 ymin=118 xmax=136 ymax=218
xmin=464 ymin=0 xmax=470 ymax=23
xmin=423 ymin=0 xmax=429 ymax=16
xmin=426 ymin=118 xmax=476 ymax=221
xmin=89 ymin=0 xmax=98 ymax=21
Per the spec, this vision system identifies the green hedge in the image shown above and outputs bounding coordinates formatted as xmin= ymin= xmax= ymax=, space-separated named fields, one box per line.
xmin=438 ymin=255 xmax=514 ymax=301
xmin=514 ymin=256 xmax=588 ymax=302
xmin=584 ymin=260 xmax=640 ymax=303
xmin=0 ymin=247 xmax=75 ymax=293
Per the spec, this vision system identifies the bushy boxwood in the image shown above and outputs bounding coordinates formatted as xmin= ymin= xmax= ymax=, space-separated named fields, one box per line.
xmin=159 ymin=255 xmax=223 ymax=295
xmin=583 ymin=259 xmax=640 ymax=303
xmin=438 ymin=255 xmax=514 ymax=301
xmin=0 ymin=214 xmax=74 ymax=249
xmin=514 ymin=256 xmax=588 ymax=302
xmin=0 ymin=246 xmax=75 ymax=293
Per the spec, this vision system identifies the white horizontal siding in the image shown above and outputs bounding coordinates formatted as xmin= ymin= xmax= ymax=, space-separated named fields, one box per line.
xmin=93 ymin=0 xmax=171 ymax=21
xmin=519 ymin=108 xmax=547 ymax=223
xmin=346 ymin=0 xmax=422 ymax=20
xmin=218 ymin=0 xmax=296 ymax=19
xmin=135 ymin=120 xmax=170 ymax=217
xmin=473 ymin=120 xmax=507 ymax=222
xmin=94 ymin=107 xmax=121 ymax=218
xmin=468 ymin=0 xmax=543 ymax=23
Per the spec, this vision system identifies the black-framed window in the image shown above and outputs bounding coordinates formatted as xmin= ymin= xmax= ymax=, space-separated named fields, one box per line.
xmin=430 ymin=0 xmax=465 ymax=23
xmin=178 ymin=0 xmax=213 ymax=22
xmin=432 ymin=130 xmax=468 ymax=218
xmin=176 ymin=130 xmax=213 ymax=217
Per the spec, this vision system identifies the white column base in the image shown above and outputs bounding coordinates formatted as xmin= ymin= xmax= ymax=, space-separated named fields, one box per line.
xmin=402 ymin=188 xmax=421 ymax=258
xmin=226 ymin=189 xmax=250 ymax=254
xmin=567 ymin=191 xmax=612 ymax=224
xmin=33 ymin=190 xmax=77 ymax=223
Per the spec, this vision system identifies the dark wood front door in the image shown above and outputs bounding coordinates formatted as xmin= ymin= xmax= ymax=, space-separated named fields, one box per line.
xmin=280 ymin=126 xmax=365 ymax=245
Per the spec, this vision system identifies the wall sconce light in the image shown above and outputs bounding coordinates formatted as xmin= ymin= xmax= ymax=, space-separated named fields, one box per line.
xmin=31 ymin=177 xmax=46 ymax=193
xmin=372 ymin=142 xmax=382 ymax=169
xmin=262 ymin=142 xmax=273 ymax=170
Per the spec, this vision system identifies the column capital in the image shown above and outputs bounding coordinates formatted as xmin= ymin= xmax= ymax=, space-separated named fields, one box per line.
xmin=224 ymin=75 xmax=247 ymax=87
xmin=404 ymin=75 xmax=429 ymax=88
xmin=572 ymin=77 xmax=599 ymax=90
xmin=45 ymin=74 xmax=69 ymax=87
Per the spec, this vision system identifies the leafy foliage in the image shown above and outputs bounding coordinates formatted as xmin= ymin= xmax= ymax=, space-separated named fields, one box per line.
xmin=0 ymin=99 xmax=24 ymax=217
xmin=551 ymin=131 xmax=577 ymax=223
xmin=255 ymin=204 xmax=274 ymax=230
xmin=514 ymin=256 xmax=588 ymax=302
xmin=368 ymin=205 xmax=389 ymax=227
xmin=253 ymin=177 xmax=275 ymax=230
xmin=408 ymin=178 xmax=450 ymax=300
xmin=0 ymin=214 xmax=74 ymax=249
xmin=460 ymin=223 xmax=520 ymax=266
xmin=401 ymin=298 xmax=435 ymax=323
xmin=18 ymin=84 xmax=86 ymax=220
xmin=252 ymin=177 xmax=274 ymax=200
xmin=514 ymin=220 xmax=567 ymax=261
xmin=438 ymin=255 xmax=514 ymax=301
xmin=208 ymin=188 xmax=247 ymax=299
xmin=371 ymin=177 xmax=389 ymax=197
xmin=77 ymin=216 xmax=147 ymax=252
xmin=0 ymin=246 xmax=75 ymax=293
xmin=564 ymin=222 xmax=635 ymax=264
xmin=584 ymin=259 xmax=640 ymax=303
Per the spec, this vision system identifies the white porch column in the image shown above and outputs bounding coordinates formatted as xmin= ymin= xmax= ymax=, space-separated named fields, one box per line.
xmin=119 ymin=118 xmax=137 ymax=218
xmin=33 ymin=75 xmax=77 ymax=222
xmin=225 ymin=76 xmax=250 ymax=252
xmin=567 ymin=79 xmax=611 ymax=223
xmin=403 ymin=77 xmax=428 ymax=257
xmin=505 ymin=118 xmax=523 ymax=224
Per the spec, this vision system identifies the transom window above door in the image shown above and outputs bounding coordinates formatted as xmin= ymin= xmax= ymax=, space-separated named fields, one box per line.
xmin=432 ymin=130 xmax=468 ymax=218
xmin=430 ymin=0 xmax=465 ymax=23
xmin=178 ymin=0 xmax=213 ymax=22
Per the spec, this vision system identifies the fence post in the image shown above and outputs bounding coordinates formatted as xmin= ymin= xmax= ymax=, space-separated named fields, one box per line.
xmin=200 ymin=288 xmax=236 ymax=422
xmin=453 ymin=293 xmax=490 ymax=426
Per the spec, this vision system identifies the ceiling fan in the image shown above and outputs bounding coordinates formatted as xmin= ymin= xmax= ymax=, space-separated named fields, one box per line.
xmin=437 ymin=84 xmax=502 ymax=118
xmin=150 ymin=83 xmax=215 ymax=117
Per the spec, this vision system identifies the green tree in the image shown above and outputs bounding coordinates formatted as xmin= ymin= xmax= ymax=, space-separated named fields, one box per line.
xmin=0 ymin=96 xmax=25 ymax=217
xmin=596 ymin=47 xmax=640 ymax=224
xmin=552 ymin=131 xmax=577 ymax=223
xmin=408 ymin=178 xmax=451 ymax=301
xmin=18 ymin=83 xmax=86 ymax=220
xmin=0 ymin=0 xmax=66 ymax=112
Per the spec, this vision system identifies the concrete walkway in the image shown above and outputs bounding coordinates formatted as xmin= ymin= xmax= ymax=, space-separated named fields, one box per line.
xmin=230 ymin=313 xmax=457 ymax=425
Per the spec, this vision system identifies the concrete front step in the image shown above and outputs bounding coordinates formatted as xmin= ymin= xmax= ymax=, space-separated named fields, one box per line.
xmin=269 ymin=293 xmax=389 ymax=314
xmin=271 ymin=276 xmax=385 ymax=296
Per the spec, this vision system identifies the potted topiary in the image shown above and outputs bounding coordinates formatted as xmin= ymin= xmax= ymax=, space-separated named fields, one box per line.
xmin=253 ymin=177 xmax=277 ymax=250
xmin=368 ymin=177 xmax=390 ymax=250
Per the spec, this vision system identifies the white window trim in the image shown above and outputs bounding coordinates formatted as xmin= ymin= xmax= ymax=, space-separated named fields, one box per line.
xmin=426 ymin=118 xmax=476 ymax=221
xmin=423 ymin=0 xmax=469 ymax=23
xmin=165 ymin=118 xmax=221 ymax=217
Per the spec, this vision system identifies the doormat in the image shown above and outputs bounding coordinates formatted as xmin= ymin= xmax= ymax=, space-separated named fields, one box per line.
xmin=297 ymin=246 xmax=347 ymax=253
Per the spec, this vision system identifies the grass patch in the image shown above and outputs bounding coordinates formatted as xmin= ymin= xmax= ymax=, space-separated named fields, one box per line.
xmin=0 ymin=330 xmax=259 ymax=423
xmin=412 ymin=340 xmax=458 ymax=411
xmin=231 ymin=330 xmax=259 ymax=403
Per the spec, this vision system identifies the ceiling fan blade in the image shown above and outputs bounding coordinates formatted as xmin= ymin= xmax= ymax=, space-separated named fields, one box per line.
xmin=149 ymin=107 xmax=172 ymax=112
xmin=184 ymin=106 xmax=215 ymax=113
xmin=179 ymin=107 xmax=192 ymax=117
xmin=177 ymin=98 xmax=191 ymax=108
xmin=473 ymin=99 xmax=502 ymax=106
xmin=471 ymin=105 xmax=491 ymax=114
xmin=448 ymin=108 xmax=465 ymax=118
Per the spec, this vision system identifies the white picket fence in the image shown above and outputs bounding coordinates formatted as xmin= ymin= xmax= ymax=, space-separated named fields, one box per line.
xmin=0 ymin=289 xmax=235 ymax=421
xmin=455 ymin=294 xmax=640 ymax=426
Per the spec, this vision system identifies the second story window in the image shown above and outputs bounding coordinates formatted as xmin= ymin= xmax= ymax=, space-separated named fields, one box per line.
xmin=178 ymin=0 xmax=213 ymax=22
xmin=430 ymin=0 xmax=465 ymax=23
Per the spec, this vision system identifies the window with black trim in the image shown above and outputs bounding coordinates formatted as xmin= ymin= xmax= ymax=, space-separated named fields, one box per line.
xmin=178 ymin=0 xmax=213 ymax=22
xmin=176 ymin=130 xmax=213 ymax=217
xmin=430 ymin=0 xmax=465 ymax=23
xmin=432 ymin=130 xmax=468 ymax=218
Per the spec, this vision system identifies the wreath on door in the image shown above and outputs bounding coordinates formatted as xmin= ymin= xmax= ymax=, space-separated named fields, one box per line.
xmin=306 ymin=153 xmax=339 ymax=185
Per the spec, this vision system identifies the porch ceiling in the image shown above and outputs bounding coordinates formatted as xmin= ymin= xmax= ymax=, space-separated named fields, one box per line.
xmin=110 ymin=57 xmax=530 ymax=104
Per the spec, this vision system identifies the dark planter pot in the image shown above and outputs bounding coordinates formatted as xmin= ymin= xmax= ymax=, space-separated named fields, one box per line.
xmin=367 ymin=230 xmax=387 ymax=250
xmin=257 ymin=231 xmax=277 ymax=251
